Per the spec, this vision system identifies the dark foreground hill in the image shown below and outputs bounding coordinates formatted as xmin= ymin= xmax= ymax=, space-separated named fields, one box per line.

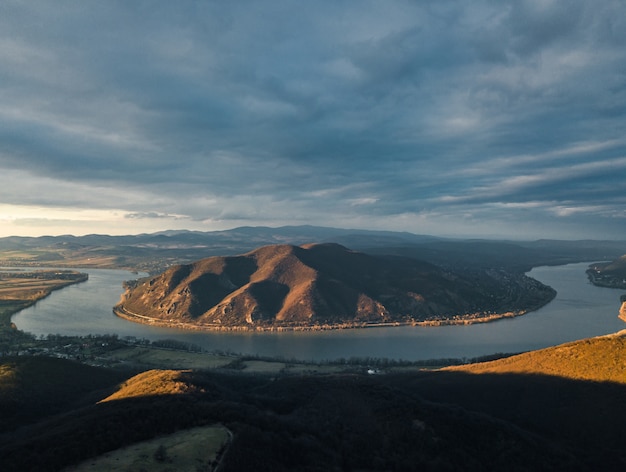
xmin=115 ymin=243 xmax=555 ymax=330
xmin=4 ymin=331 xmax=626 ymax=471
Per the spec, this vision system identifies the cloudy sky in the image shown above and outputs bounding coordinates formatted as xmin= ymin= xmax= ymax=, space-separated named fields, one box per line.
xmin=1 ymin=1 xmax=625 ymax=240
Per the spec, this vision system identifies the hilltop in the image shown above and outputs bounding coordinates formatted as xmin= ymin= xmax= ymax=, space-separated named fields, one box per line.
xmin=447 ymin=330 xmax=626 ymax=383
xmin=115 ymin=243 xmax=556 ymax=330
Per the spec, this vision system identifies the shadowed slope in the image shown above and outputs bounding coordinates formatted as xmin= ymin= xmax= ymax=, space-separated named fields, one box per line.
xmin=0 ymin=356 xmax=127 ymax=432
xmin=395 ymin=333 xmax=626 ymax=469
xmin=0 ymin=367 xmax=586 ymax=472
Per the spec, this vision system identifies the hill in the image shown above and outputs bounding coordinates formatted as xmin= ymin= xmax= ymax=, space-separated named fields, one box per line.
xmin=446 ymin=330 xmax=626 ymax=383
xmin=0 ymin=356 xmax=127 ymax=433
xmin=588 ymin=255 xmax=626 ymax=289
xmin=115 ymin=243 xmax=556 ymax=330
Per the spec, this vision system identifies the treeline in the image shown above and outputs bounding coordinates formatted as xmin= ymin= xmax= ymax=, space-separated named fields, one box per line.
xmin=150 ymin=338 xmax=203 ymax=352
xmin=324 ymin=352 xmax=520 ymax=368
xmin=233 ymin=351 xmax=520 ymax=369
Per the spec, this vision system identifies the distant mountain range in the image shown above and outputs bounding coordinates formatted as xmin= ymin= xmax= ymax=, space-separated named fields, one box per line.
xmin=115 ymin=243 xmax=556 ymax=330
xmin=1 ymin=225 xmax=625 ymax=275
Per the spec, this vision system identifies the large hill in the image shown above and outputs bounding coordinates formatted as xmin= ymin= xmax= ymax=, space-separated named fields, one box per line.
xmin=115 ymin=242 xmax=555 ymax=330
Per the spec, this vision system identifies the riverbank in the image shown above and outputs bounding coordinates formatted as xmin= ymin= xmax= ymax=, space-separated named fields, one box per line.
xmin=586 ymin=264 xmax=626 ymax=289
xmin=113 ymin=291 xmax=555 ymax=332
xmin=13 ymin=262 xmax=623 ymax=363
xmin=0 ymin=270 xmax=88 ymax=330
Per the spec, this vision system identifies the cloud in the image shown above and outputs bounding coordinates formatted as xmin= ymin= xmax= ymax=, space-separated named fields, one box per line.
xmin=0 ymin=1 xmax=625 ymax=239
xmin=125 ymin=212 xmax=182 ymax=220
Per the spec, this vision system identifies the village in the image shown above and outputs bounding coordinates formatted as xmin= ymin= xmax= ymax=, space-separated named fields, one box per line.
xmin=586 ymin=267 xmax=626 ymax=289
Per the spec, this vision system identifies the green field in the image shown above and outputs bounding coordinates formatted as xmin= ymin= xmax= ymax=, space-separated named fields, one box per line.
xmin=67 ymin=425 xmax=230 ymax=472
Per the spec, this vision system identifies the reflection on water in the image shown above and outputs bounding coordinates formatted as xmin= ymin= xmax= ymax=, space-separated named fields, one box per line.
xmin=11 ymin=263 xmax=626 ymax=361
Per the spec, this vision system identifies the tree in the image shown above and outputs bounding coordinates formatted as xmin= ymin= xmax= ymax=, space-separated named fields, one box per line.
xmin=154 ymin=444 xmax=169 ymax=463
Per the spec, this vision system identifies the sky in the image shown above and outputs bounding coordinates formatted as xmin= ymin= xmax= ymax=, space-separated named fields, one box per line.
xmin=1 ymin=1 xmax=625 ymax=240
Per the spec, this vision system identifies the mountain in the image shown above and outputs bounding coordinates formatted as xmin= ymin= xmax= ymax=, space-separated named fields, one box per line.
xmin=1 ymin=225 xmax=624 ymax=275
xmin=115 ymin=243 xmax=556 ymax=330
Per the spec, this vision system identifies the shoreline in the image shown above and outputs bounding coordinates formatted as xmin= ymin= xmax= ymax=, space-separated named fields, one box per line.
xmin=1 ymin=270 xmax=89 ymax=329
xmin=113 ymin=293 xmax=555 ymax=333
xmin=586 ymin=266 xmax=626 ymax=290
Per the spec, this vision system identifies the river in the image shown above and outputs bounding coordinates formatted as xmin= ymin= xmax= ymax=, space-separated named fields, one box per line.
xmin=10 ymin=263 xmax=626 ymax=361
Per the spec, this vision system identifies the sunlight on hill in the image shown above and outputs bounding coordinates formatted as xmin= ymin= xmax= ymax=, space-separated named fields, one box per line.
xmin=0 ymin=364 xmax=17 ymax=395
xmin=100 ymin=369 xmax=199 ymax=402
xmin=449 ymin=330 xmax=626 ymax=383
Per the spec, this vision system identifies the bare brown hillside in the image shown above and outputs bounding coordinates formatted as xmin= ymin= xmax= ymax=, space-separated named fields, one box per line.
xmin=115 ymin=243 xmax=555 ymax=330
xmin=446 ymin=330 xmax=626 ymax=383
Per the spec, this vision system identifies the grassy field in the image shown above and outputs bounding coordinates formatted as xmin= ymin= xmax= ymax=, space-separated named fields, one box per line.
xmin=97 ymin=346 xmax=356 ymax=374
xmin=0 ymin=244 xmax=174 ymax=274
xmin=105 ymin=346 xmax=234 ymax=370
xmin=0 ymin=248 xmax=125 ymax=269
xmin=66 ymin=425 xmax=231 ymax=472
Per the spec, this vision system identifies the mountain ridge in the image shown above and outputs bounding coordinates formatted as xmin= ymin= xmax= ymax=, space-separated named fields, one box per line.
xmin=2 ymin=225 xmax=624 ymax=277
xmin=115 ymin=242 xmax=556 ymax=330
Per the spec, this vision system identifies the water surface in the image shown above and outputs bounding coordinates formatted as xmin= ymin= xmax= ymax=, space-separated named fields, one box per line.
xmin=11 ymin=263 xmax=626 ymax=361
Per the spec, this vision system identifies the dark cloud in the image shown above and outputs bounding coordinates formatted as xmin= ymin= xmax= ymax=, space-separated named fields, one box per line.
xmin=0 ymin=0 xmax=625 ymax=239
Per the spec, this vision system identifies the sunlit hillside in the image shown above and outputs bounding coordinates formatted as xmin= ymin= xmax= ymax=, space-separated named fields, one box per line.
xmin=100 ymin=369 xmax=198 ymax=402
xmin=446 ymin=330 xmax=626 ymax=383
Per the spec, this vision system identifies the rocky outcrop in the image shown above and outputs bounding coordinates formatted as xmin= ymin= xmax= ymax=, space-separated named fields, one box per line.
xmin=619 ymin=295 xmax=626 ymax=322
